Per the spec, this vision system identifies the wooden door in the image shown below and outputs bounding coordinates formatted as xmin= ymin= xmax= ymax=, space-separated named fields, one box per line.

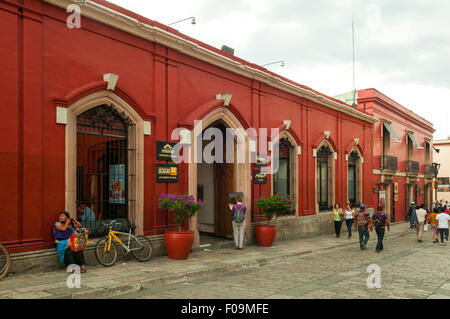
xmin=214 ymin=162 xmax=234 ymax=238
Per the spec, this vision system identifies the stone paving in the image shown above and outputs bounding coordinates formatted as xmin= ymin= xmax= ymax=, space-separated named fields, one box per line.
xmin=1 ymin=222 xmax=449 ymax=299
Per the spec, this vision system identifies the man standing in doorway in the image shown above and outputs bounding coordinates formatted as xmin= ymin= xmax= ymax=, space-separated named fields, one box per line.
xmin=415 ymin=204 xmax=427 ymax=242
xmin=436 ymin=209 xmax=450 ymax=246
xmin=354 ymin=204 xmax=372 ymax=250
xmin=407 ymin=202 xmax=418 ymax=230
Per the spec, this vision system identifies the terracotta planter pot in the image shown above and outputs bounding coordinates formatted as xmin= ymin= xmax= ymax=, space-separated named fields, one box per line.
xmin=164 ymin=230 xmax=194 ymax=260
xmin=254 ymin=224 xmax=277 ymax=247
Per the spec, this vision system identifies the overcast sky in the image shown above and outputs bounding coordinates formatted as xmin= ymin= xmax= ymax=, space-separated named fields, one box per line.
xmin=108 ymin=0 xmax=450 ymax=139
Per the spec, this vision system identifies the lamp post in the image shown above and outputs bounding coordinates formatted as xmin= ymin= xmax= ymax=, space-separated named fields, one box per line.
xmin=168 ymin=17 xmax=196 ymax=26
xmin=432 ymin=162 xmax=441 ymax=206
xmin=261 ymin=61 xmax=285 ymax=67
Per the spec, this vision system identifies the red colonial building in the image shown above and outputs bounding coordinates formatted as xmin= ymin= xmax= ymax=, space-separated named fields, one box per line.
xmin=336 ymin=89 xmax=435 ymax=222
xmin=0 ymin=0 xmax=378 ymax=255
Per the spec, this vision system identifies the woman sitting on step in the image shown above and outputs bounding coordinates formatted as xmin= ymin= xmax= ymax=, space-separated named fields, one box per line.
xmin=53 ymin=212 xmax=87 ymax=273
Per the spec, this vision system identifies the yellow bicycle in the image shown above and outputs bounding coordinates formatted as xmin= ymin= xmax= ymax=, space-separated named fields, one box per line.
xmin=95 ymin=220 xmax=153 ymax=267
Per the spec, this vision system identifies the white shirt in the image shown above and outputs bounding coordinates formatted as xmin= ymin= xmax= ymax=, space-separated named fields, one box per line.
xmin=345 ymin=209 xmax=354 ymax=220
xmin=436 ymin=213 xmax=450 ymax=229
xmin=416 ymin=208 xmax=427 ymax=223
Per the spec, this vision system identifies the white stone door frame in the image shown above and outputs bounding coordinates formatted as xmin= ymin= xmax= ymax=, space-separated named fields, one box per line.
xmin=64 ymin=91 xmax=145 ymax=235
xmin=187 ymin=106 xmax=252 ymax=248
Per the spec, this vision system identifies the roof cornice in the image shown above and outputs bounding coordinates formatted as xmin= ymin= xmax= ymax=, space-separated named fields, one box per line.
xmin=43 ymin=0 xmax=377 ymax=124
xmin=358 ymin=96 xmax=434 ymax=133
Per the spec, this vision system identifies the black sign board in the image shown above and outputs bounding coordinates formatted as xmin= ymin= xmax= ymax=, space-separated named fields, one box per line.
xmin=156 ymin=141 xmax=178 ymax=161
xmin=254 ymin=153 xmax=268 ymax=167
xmin=156 ymin=164 xmax=179 ymax=183
xmin=254 ymin=169 xmax=267 ymax=184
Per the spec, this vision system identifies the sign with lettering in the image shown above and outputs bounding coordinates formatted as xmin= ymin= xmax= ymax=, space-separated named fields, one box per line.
xmin=156 ymin=141 xmax=178 ymax=161
xmin=156 ymin=164 xmax=179 ymax=183
xmin=254 ymin=153 xmax=268 ymax=167
xmin=254 ymin=169 xmax=267 ymax=184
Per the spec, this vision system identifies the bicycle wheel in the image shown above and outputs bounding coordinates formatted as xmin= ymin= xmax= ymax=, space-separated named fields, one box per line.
xmin=0 ymin=244 xmax=11 ymax=281
xmin=131 ymin=236 xmax=153 ymax=262
xmin=95 ymin=238 xmax=118 ymax=267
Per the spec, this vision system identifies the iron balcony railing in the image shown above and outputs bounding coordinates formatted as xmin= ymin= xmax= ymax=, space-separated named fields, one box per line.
xmin=381 ymin=155 xmax=398 ymax=171
xmin=406 ymin=160 xmax=419 ymax=174
xmin=424 ymin=164 xmax=434 ymax=176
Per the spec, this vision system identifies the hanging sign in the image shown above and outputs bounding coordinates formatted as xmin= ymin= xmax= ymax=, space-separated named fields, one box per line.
xmin=156 ymin=164 xmax=179 ymax=183
xmin=109 ymin=164 xmax=126 ymax=204
xmin=156 ymin=141 xmax=178 ymax=161
xmin=254 ymin=169 xmax=267 ymax=184
xmin=254 ymin=153 xmax=268 ymax=167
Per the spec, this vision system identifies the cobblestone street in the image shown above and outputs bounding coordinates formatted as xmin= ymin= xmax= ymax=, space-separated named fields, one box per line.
xmin=115 ymin=226 xmax=450 ymax=299
xmin=1 ymin=222 xmax=450 ymax=299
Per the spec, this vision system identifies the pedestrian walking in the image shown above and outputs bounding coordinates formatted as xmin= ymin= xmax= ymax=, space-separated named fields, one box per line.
xmin=407 ymin=202 xmax=418 ymax=229
xmin=344 ymin=204 xmax=355 ymax=239
xmin=371 ymin=206 xmax=390 ymax=253
xmin=354 ymin=204 xmax=372 ymax=250
xmin=230 ymin=196 xmax=247 ymax=249
xmin=436 ymin=209 xmax=450 ymax=246
xmin=428 ymin=208 xmax=440 ymax=243
xmin=415 ymin=204 xmax=427 ymax=242
xmin=329 ymin=203 xmax=344 ymax=238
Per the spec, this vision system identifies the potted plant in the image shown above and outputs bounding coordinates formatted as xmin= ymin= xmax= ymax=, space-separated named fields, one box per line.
xmin=158 ymin=193 xmax=203 ymax=259
xmin=255 ymin=193 xmax=293 ymax=246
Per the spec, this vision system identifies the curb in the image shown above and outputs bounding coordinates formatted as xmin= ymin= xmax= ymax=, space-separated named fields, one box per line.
xmin=50 ymin=227 xmax=413 ymax=299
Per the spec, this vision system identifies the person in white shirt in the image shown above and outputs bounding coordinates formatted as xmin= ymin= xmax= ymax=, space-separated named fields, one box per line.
xmin=415 ymin=204 xmax=428 ymax=242
xmin=344 ymin=204 xmax=355 ymax=239
xmin=435 ymin=210 xmax=450 ymax=245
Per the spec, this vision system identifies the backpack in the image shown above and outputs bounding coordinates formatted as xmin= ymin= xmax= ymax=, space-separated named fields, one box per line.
xmin=233 ymin=205 xmax=245 ymax=223
xmin=374 ymin=214 xmax=385 ymax=228
xmin=356 ymin=212 xmax=368 ymax=227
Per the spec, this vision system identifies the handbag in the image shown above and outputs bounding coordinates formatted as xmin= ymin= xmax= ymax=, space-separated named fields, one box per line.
xmin=339 ymin=209 xmax=345 ymax=222
xmin=424 ymin=224 xmax=429 ymax=232
xmin=69 ymin=229 xmax=88 ymax=252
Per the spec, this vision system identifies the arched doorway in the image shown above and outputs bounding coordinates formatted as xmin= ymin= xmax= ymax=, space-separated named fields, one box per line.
xmin=187 ymin=106 xmax=251 ymax=248
xmin=76 ymin=104 xmax=135 ymax=230
xmin=197 ymin=120 xmax=235 ymax=239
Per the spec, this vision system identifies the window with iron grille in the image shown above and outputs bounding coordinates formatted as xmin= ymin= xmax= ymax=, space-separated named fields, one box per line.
xmin=317 ymin=145 xmax=332 ymax=211
xmin=76 ymin=104 xmax=135 ymax=232
xmin=348 ymin=151 xmax=359 ymax=206
xmin=273 ymin=138 xmax=295 ymax=215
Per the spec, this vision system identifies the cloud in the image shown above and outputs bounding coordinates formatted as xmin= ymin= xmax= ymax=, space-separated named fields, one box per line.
xmin=106 ymin=0 xmax=450 ymax=138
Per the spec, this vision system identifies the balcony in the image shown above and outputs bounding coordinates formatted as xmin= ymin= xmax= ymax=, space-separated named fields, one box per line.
xmin=406 ymin=160 xmax=419 ymax=175
xmin=424 ymin=164 xmax=434 ymax=176
xmin=380 ymin=155 xmax=398 ymax=172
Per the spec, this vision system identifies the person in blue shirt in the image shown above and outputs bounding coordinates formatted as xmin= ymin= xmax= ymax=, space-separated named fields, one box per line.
xmin=407 ymin=202 xmax=418 ymax=229
xmin=78 ymin=203 xmax=96 ymax=230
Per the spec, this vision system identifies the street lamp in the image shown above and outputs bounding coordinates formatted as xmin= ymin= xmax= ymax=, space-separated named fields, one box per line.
xmin=432 ymin=162 xmax=441 ymax=205
xmin=168 ymin=17 xmax=196 ymax=26
xmin=261 ymin=61 xmax=285 ymax=67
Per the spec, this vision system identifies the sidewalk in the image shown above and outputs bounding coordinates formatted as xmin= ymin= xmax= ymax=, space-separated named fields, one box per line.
xmin=0 ymin=222 xmax=412 ymax=299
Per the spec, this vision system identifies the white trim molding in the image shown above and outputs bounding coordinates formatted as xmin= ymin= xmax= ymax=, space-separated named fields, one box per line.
xmin=216 ymin=93 xmax=232 ymax=107
xmin=56 ymin=106 xmax=67 ymax=124
xmin=103 ymin=73 xmax=119 ymax=91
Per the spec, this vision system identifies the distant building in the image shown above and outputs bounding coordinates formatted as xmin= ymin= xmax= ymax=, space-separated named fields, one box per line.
xmin=335 ymin=89 xmax=435 ymax=220
xmin=433 ymin=139 xmax=450 ymax=203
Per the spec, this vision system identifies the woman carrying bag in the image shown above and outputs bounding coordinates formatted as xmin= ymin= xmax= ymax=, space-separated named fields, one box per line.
xmin=330 ymin=203 xmax=344 ymax=238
